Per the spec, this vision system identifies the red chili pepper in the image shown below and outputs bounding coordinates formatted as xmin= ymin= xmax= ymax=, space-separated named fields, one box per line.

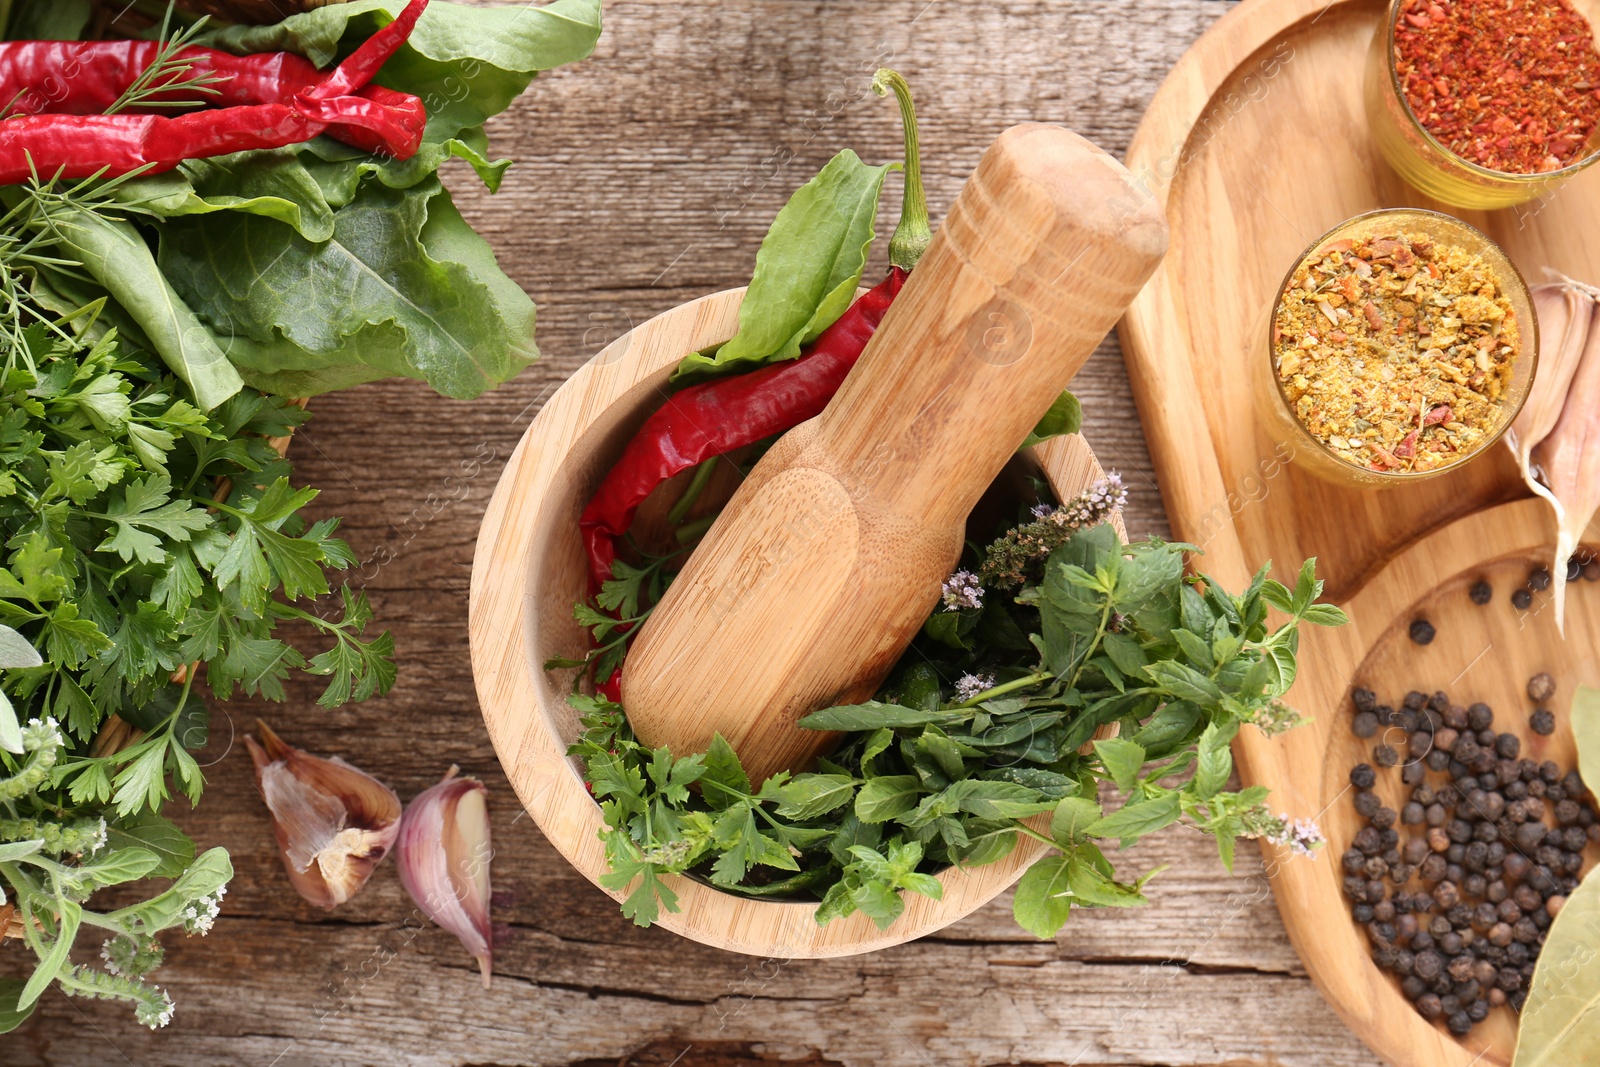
xmin=578 ymin=266 xmax=907 ymax=592
xmin=0 ymin=0 xmax=429 ymax=184
xmin=0 ymin=42 xmax=326 ymax=115
xmin=575 ymin=72 xmax=930 ymax=695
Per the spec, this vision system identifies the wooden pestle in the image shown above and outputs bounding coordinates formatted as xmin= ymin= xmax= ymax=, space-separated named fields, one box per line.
xmin=621 ymin=123 xmax=1169 ymax=785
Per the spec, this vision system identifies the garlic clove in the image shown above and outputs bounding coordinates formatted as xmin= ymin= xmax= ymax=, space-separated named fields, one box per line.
xmin=245 ymin=721 xmax=401 ymax=910
xmin=1510 ymin=283 xmax=1592 ymax=491
xmin=395 ymin=768 xmax=492 ymax=988
xmin=1531 ymin=304 xmax=1600 ymax=633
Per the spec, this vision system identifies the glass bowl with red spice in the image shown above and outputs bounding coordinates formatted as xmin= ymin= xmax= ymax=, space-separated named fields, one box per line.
xmin=1258 ymin=209 xmax=1538 ymax=488
xmin=1366 ymin=0 xmax=1600 ymax=209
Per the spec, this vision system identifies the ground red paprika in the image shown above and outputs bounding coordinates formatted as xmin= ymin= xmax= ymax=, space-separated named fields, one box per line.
xmin=1394 ymin=0 xmax=1600 ymax=174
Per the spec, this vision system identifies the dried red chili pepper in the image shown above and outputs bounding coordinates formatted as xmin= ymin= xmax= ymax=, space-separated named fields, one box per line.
xmin=0 ymin=0 xmax=429 ymax=184
xmin=578 ymin=71 xmax=930 ymax=606
xmin=0 ymin=42 xmax=325 ymax=115
xmin=578 ymin=266 xmax=908 ymax=592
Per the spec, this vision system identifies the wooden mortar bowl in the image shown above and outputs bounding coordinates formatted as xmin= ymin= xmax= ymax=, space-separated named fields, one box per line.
xmin=470 ymin=288 xmax=1120 ymax=957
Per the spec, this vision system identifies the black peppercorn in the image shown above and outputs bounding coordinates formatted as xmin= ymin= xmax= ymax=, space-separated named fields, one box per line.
xmin=1410 ymin=618 xmax=1436 ymax=645
xmin=1425 ymin=749 xmax=1450 ymax=771
xmin=1570 ymin=557 xmax=1584 ymax=583
xmin=1372 ymin=806 xmax=1397 ymax=830
xmin=1513 ymin=918 xmax=1539 ymax=943
xmin=1401 ymin=802 xmax=1425 ymax=826
xmin=1463 ymin=873 xmax=1487 ymax=899
xmin=1374 ymin=743 xmax=1400 ymax=768
xmin=1349 ymin=763 xmax=1377 ymax=789
xmin=1497 ymin=732 xmax=1521 ymax=759
xmin=1355 ymin=790 xmax=1381 ymax=818
xmin=1447 ymin=1010 xmax=1473 ymax=1035
xmin=1352 ymin=687 xmax=1378 ymax=714
xmin=1420 ymin=854 xmax=1448 ymax=882
xmin=1529 ymin=567 xmax=1552 ymax=592
xmin=1513 ymin=588 xmax=1533 ymax=610
xmin=1469 ymin=580 xmax=1492 ymax=605
xmin=1467 ymin=998 xmax=1489 ymax=1023
xmin=1414 ymin=950 xmax=1442 ymax=979
xmin=1542 ymin=760 xmax=1561 ymax=783
xmin=1563 ymin=826 xmax=1587 ymax=851
xmin=1352 ymin=710 xmax=1379 ymax=738
xmin=1434 ymin=881 xmax=1461 ymax=909
xmin=1444 ymin=704 xmax=1469 ymax=730
xmin=1405 ymin=690 xmax=1428 ymax=712
xmin=1530 ymin=708 xmax=1556 ymax=736
xmin=1417 ymin=991 xmax=1443 ymax=1018
xmin=1401 ymin=761 xmax=1425 ymax=786
xmin=1467 ymin=702 xmax=1494 ymax=731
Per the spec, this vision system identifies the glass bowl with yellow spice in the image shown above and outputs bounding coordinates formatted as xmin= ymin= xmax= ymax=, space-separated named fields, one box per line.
xmin=1365 ymin=0 xmax=1600 ymax=209
xmin=1260 ymin=209 xmax=1537 ymax=488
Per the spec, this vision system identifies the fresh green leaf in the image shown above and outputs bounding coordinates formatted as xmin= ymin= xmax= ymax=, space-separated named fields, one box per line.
xmin=1087 ymin=794 xmax=1182 ymax=847
xmin=673 ymin=150 xmax=891 ymax=381
xmin=1021 ymin=390 xmax=1083 ymax=448
xmin=1093 ymin=737 xmax=1146 ymax=792
xmin=160 ymin=177 xmax=535 ymax=400
xmin=1013 ymin=854 xmax=1073 ymax=939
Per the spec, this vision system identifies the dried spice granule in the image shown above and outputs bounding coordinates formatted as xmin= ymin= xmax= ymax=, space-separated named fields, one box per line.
xmin=1393 ymin=0 xmax=1600 ymax=174
xmin=1274 ymin=231 xmax=1519 ymax=473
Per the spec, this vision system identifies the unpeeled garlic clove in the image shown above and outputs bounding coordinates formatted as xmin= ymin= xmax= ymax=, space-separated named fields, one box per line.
xmin=245 ymin=721 xmax=401 ymax=910
xmin=1510 ymin=283 xmax=1593 ymax=493
xmin=1532 ymin=304 xmax=1600 ymax=632
xmin=396 ymin=767 xmax=493 ymax=988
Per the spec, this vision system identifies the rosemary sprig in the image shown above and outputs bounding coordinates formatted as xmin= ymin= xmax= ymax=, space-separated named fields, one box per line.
xmin=103 ymin=4 xmax=229 ymax=117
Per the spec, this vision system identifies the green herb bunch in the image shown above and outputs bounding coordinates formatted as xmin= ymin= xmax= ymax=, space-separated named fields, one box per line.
xmin=569 ymin=487 xmax=1346 ymax=936
xmin=0 ymin=304 xmax=392 ymax=1030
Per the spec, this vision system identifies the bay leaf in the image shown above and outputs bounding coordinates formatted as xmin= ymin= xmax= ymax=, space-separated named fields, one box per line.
xmin=1572 ymin=686 xmax=1600 ymax=794
xmin=1512 ymin=864 xmax=1600 ymax=1066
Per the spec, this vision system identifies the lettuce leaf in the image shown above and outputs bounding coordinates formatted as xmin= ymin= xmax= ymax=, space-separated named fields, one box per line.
xmin=157 ymin=176 xmax=535 ymax=399
xmin=200 ymin=0 xmax=603 ymax=142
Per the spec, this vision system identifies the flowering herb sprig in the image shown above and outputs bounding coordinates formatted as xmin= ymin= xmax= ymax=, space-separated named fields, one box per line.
xmin=569 ymin=481 xmax=1346 ymax=936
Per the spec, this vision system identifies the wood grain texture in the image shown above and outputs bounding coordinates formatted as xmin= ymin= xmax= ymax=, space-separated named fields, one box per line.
xmin=4 ymin=1 xmax=1388 ymax=1064
xmin=624 ymin=125 xmax=1168 ymax=783
xmin=1120 ymin=0 xmax=1600 ymax=1065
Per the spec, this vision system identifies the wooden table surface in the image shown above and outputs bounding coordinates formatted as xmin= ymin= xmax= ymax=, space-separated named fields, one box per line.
xmin=8 ymin=2 xmax=1389 ymax=1064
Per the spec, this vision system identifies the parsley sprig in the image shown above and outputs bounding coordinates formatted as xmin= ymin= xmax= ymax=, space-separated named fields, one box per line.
xmin=0 ymin=305 xmax=392 ymax=1030
xmin=568 ymin=494 xmax=1346 ymax=937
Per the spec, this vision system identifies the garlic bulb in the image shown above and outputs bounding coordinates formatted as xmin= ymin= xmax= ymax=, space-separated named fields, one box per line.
xmin=245 ymin=722 xmax=401 ymax=909
xmin=395 ymin=768 xmax=493 ymax=988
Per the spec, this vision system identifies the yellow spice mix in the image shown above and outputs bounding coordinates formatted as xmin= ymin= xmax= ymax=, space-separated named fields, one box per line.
xmin=1273 ymin=231 xmax=1519 ymax=473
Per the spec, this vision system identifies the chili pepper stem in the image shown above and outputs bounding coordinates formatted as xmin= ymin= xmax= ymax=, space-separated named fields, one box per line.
xmin=665 ymin=456 xmax=717 ymax=526
xmin=674 ymin=514 xmax=718 ymax=544
xmin=873 ymin=69 xmax=931 ymax=273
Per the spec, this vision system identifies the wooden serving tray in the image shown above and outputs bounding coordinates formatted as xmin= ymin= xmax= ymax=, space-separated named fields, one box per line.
xmin=1121 ymin=1 xmax=1600 ymax=1064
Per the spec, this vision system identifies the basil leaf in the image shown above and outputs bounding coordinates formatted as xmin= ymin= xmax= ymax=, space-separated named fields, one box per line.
xmin=673 ymin=150 xmax=892 ymax=382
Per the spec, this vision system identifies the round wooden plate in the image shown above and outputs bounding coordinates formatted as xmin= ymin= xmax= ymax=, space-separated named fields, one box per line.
xmin=1119 ymin=0 xmax=1600 ymax=1063
xmin=469 ymin=287 xmax=1118 ymax=957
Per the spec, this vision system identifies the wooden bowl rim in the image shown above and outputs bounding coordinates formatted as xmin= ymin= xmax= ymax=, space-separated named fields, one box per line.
xmin=469 ymin=286 xmax=1115 ymax=957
